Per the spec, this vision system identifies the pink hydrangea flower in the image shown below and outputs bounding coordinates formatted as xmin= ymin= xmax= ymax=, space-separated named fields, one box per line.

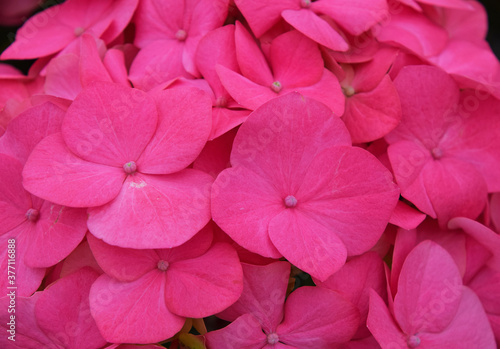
xmin=23 ymin=82 xmax=214 ymax=249
xmin=212 ymin=93 xmax=399 ymax=281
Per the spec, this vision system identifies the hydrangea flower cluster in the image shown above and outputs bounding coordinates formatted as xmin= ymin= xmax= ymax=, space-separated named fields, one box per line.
xmin=0 ymin=0 xmax=499 ymax=348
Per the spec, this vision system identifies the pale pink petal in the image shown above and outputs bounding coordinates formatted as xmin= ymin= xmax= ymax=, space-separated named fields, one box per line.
xmin=281 ymin=9 xmax=349 ymax=51
xmin=62 ymin=82 xmax=158 ymax=166
xmin=44 ymin=54 xmax=82 ymax=100
xmin=88 ymin=170 xmax=212 ymax=249
xmin=35 ymin=268 xmax=106 ymax=349
xmin=137 ymin=87 xmax=212 ymax=174
xmin=165 ymin=243 xmax=243 ymax=318
xmin=217 ymin=262 xmax=290 ymax=333
xmin=277 ymin=287 xmax=360 ymax=348
xmin=22 ymin=133 xmax=126 ymax=208
xmin=89 ymin=273 xmax=184 ymax=343
xmin=205 ymin=313 xmax=267 ymax=349
xmin=394 ymin=240 xmax=463 ymax=334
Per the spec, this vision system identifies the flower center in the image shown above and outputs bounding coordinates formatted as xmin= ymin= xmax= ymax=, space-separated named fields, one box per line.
xmin=25 ymin=208 xmax=39 ymax=222
xmin=157 ymin=260 xmax=169 ymax=271
xmin=271 ymin=81 xmax=282 ymax=93
xmin=123 ymin=161 xmax=137 ymax=174
xmin=284 ymin=195 xmax=298 ymax=208
xmin=407 ymin=335 xmax=421 ymax=348
xmin=342 ymin=85 xmax=356 ymax=97
xmin=300 ymin=0 xmax=311 ymax=8
xmin=267 ymin=333 xmax=279 ymax=345
xmin=431 ymin=147 xmax=443 ymax=159
xmin=175 ymin=29 xmax=187 ymax=41
xmin=74 ymin=27 xmax=85 ymax=36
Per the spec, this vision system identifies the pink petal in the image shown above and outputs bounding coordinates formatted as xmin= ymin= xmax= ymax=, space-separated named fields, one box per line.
xmin=24 ymin=202 xmax=87 ymax=268
xmin=0 ymin=294 xmax=54 ymax=348
xmin=89 ymin=273 xmax=184 ymax=343
xmin=79 ymin=34 xmax=113 ymax=87
xmin=211 ymin=167 xmax=283 ymax=258
xmin=418 ymin=0 xmax=474 ymax=10
xmin=157 ymin=223 xmax=214 ymax=263
xmin=0 ymin=102 xmax=65 ymax=164
xmin=209 ymin=107 xmax=251 ymax=141
xmin=233 ymin=0 xmax=297 ymax=37
xmin=269 ymin=209 xmax=348 ymax=282
xmin=103 ymin=48 xmax=131 ymax=86
xmin=419 ymin=287 xmax=496 ymax=348
xmin=234 ymin=22 xmax=274 ymax=86
xmin=193 ymin=128 xmax=236 ymax=178
xmin=389 ymin=200 xmax=427 ymax=230
xmin=217 ymin=262 xmax=290 ymax=333
xmin=62 ymin=82 xmax=158 ymax=167
xmin=312 ymin=0 xmax=389 ymax=36
xmin=294 ymin=69 xmax=346 ymax=117
xmin=216 ymin=64 xmax=278 ymax=110
xmin=315 ymin=252 xmax=387 ymax=336
xmin=366 ymin=290 xmax=407 ymax=348
xmin=281 ymin=9 xmax=349 ymax=51
xmin=422 ymin=158 xmax=488 ymax=225
xmin=60 ymin=239 xmax=104 ymax=277
xmin=277 ymin=286 xmax=360 ymax=347
xmin=87 ymin=233 xmax=157 ymax=282
xmin=394 ymin=240 xmax=463 ymax=334
xmin=129 ymin=40 xmax=191 ymax=91
xmin=270 ymin=30 xmax=323 ymax=88
xmin=294 ymin=146 xmax=399 ymax=256
xmin=165 ymin=243 xmax=243 ymax=318
xmin=44 ymin=54 xmax=82 ymax=100
xmin=376 ymin=7 xmax=448 ymax=58
xmin=0 ymin=154 xmax=31 ymax=234
xmin=87 ymin=170 xmax=212 ymax=249
xmin=137 ymin=87 xmax=212 ymax=174
xmin=22 ymin=133 xmax=126 ymax=207
xmin=0 ymin=230 xmax=46 ymax=296
xmin=205 ymin=313 xmax=267 ymax=348
xmin=343 ymin=75 xmax=402 ymax=143
xmin=35 ymin=268 xmax=106 ymax=349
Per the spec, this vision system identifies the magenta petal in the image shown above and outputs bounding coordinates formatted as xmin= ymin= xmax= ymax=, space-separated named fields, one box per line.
xmin=277 ymin=287 xmax=360 ymax=347
xmin=0 ymin=154 xmax=31 ymax=234
xmin=88 ymin=170 xmax=212 ymax=249
xmin=62 ymin=82 xmax=158 ymax=166
xmin=269 ymin=209 xmax=348 ymax=282
xmin=0 ymin=294 xmax=54 ymax=348
xmin=87 ymin=233 xmax=157 ymax=282
xmin=22 ymin=133 xmax=126 ymax=207
xmin=367 ymin=290 xmax=407 ymax=348
xmin=24 ymin=202 xmax=87 ymax=268
xmin=217 ymin=262 xmax=290 ymax=333
xmin=422 ymin=158 xmax=488 ymax=225
xmin=216 ymin=64 xmax=278 ymax=111
xmin=209 ymin=107 xmax=250 ymax=140
xmin=0 ymin=102 xmax=65 ymax=164
xmin=137 ymin=87 xmax=212 ymax=174
xmin=165 ymin=243 xmax=243 ymax=318
xmin=281 ymin=9 xmax=349 ymax=51
xmin=79 ymin=34 xmax=113 ymax=86
xmin=389 ymin=200 xmax=427 ymax=230
xmin=394 ymin=240 xmax=463 ymax=334
xmin=343 ymin=75 xmax=402 ymax=143
xmin=270 ymin=30 xmax=323 ymax=88
xmin=205 ymin=313 xmax=267 ymax=349
xmin=419 ymin=287 xmax=496 ymax=348
xmin=89 ymin=273 xmax=184 ymax=343
xmin=211 ymin=167 xmax=283 ymax=258
xmin=35 ymin=268 xmax=106 ymax=349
